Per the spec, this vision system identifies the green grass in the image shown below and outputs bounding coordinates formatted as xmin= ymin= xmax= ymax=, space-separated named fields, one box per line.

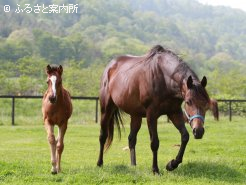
xmin=0 ymin=117 xmax=245 ymax=184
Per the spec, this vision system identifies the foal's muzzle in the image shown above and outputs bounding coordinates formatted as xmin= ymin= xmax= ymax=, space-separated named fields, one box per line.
xmin=49 ymin=95 xmax=57 ymax=104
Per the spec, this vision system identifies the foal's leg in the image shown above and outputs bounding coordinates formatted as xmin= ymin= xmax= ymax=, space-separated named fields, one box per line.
xmin=45 ymin=123 xmax=57 ymax=174
xmin=146 ymin=111 xmax=159 ymax=174
xmin=166 ymin=111 xmax=189 ymax=171
xmin=56 ymin=122 xmax=67 ymax=173
xmin=128 ymin=116 xmax=142 ymax=166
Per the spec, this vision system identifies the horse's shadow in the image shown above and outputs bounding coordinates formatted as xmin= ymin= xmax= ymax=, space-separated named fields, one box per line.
xmin=105 ymin=161 xmax=244 ymax=184
xmin=110 ymin=164 xmax=136 ymax=175
xmin=174 ymin=161 xmax=245 ymax=183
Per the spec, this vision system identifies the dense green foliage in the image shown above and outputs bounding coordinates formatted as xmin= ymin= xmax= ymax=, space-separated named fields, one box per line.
xmin=0 ymin=0 xmax=245 ymax=98
xmin=0 ymin=119 xmax=245 ymax=184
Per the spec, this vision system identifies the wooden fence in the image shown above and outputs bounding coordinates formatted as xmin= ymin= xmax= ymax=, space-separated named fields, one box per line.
xmin=0 ymin=96 xmax=245 ymax=125
xmin=217 ymin=99 xmax=246 ymax=121
xmin=0 ymin=95 xmax=99 ymax=125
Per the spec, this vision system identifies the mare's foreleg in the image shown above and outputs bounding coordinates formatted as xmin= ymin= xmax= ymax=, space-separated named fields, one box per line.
xmin=128 ymin=116 xmax=142 ymax=166
xmin=56 ymin=122 xmax=67 ymax=173
xmin=45 ymin=123 xmax=57 ymax=174
xmin=166 ymin=112 xmax=189 ymax=171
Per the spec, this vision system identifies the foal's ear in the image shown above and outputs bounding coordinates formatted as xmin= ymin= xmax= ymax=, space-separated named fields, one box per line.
xmin=187 ymin=76 xmax=193 ymax=89
xmin=58 ymin=65 xmax=63 ymax=75
xmin=201 ymin=76 xmax=207 ymax=88
xmin=46 ymin=65 xmax=52 ymax=74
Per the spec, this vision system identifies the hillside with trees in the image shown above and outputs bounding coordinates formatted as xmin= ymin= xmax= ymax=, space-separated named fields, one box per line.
xmin=0 ymin=0 xmax=245 ymax=99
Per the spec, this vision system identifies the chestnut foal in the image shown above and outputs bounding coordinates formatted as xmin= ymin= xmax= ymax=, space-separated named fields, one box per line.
xmin=42 ymin=64 xmax=72 ymax=174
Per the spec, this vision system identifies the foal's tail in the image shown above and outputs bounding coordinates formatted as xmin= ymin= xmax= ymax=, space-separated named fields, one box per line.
xmin=104 ymin=107 xmax=124 ymax=151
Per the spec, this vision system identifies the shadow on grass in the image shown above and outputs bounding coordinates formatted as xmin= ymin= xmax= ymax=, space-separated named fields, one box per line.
xmin=175 ymin=161 xmax=244 ymax=183
xmin=110 ymin=164 xmax=136 ymax=175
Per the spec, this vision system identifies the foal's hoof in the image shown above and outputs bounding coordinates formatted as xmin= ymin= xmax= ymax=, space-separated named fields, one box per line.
xmin=51 ymin=170 xmax=58 ymax=175
xmin=51 ymin=171 xmax=57 ymax=175
xmin=166 ymin=160 xmax=178 ymax=171
xmin=51 ymin=167 xmax=58 ymax=175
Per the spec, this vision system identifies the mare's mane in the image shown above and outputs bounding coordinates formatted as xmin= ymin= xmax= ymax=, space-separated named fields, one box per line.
xmin=144 ymin=45 xmax=199 ymax=82
xmin=143 ymin=45 xmax=209 ymax=101
xmin=144 ymin=45 xmax=182 ymax=63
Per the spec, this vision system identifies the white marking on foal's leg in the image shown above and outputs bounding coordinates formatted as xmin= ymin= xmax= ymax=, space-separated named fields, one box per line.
xmin=49 ymin=75 xmax=57 ymax=97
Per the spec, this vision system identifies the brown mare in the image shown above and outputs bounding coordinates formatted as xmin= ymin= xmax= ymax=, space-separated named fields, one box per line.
xmin=42 ymin=64 xmax=72 ymax=174
xmin=97 ymin=45 xmax=219 ymax=173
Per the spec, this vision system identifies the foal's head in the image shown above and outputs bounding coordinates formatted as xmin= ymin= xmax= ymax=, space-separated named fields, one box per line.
xmin=46 ymin=64 xmax=63 ymax=104
xmin=183 ymin=76 xmax=211 ymax=139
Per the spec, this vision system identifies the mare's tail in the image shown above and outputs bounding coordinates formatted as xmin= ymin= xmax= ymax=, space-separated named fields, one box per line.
xmin=104 ymin=107 xmax=124 ymax=151
xmin=209 ymin=99 xmax=219 ymax=121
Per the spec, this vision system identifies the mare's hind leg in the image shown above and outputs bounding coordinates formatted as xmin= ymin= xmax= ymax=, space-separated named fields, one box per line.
xmin=146 ymin=111 xmax=159 ymax=174
xmin=128 ymin=116 xmax=142 ymax=166
xmin=166 ymin=111 xmax=189 ymax=171
xmin=45 ymin=123 xmax=57 ymax=174
xmin=97 ymin=109 xmax=113 ymax=166
xmin=56 ymin=122 xmax=67 ymax=173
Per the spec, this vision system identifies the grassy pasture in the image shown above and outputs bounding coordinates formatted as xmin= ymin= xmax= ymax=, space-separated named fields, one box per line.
xmin=0 ymin=115 xmax=245 ymax=184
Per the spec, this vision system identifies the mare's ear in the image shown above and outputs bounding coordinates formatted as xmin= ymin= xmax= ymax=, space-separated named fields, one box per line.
xmin=201 ymin=76 xmax=207 ymax=88
xmin=187 ymin=76 xmax=193 ymax=89
xmin=46 ymin=65 xmax=52 ymax=74
xmin=209 ymin=99 xmax=219 ymax=121
xmin=58 ymin=65 xmax=63 ymax=75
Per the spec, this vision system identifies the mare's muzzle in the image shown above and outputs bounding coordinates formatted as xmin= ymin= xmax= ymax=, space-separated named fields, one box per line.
xmin=184 ymin=110 xmax=205 ymax=139
xmin=193 ymin=127 xmax=204 ymax=139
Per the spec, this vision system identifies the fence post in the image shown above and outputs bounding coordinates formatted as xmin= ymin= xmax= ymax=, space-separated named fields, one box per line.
xmin=229 ymin=100 xmax=232 ymax=122
xmin=95 ymin=98 xmax=98 ymax=123
xmin=12 ymin=97 xmax=15 ymax=126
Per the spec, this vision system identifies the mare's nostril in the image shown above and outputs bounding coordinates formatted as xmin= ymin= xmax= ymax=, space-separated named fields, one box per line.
xmin=193 ymin=128 xmax=196 ymax=136
xmin=201 ymin=127 xmax=204 ymax=133
xmin=193 ymin=127 xmax=204 ymax=139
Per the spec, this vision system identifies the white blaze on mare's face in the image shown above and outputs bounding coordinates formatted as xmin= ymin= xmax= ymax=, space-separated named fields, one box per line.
xmin=49 ymin=75 xmax=57 ymax=96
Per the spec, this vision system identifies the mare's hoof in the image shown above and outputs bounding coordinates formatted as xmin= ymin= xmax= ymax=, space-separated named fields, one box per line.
xmin=152 ymin=167 xmax=160 ymax=175
xmin=166 ymin=160 xmax=178 ymax=171
xmin=97 ymin=161 xmax=103 ymax=167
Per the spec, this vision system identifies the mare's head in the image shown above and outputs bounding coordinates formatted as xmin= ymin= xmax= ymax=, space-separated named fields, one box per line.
xmin=183 ymin=76 xmax=218 ymax=139
xmin=46 ymin=64 xmax=63 ymax=104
